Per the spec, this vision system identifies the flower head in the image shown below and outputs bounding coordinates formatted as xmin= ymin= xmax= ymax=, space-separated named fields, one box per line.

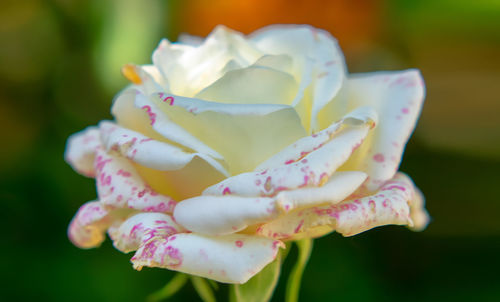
xmin=66 ymin=25 xmax=429 ymax=284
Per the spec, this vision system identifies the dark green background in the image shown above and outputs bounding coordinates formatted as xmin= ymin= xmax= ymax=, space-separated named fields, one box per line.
xmin=1 ymin=0 xmax=499 ymax=301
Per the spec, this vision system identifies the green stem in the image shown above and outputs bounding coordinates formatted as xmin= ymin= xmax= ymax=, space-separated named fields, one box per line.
xmin=285 ymin=239 xmax=313 ymax=302
xmin=147 ymin=273 xmax=188 ymax=302
xmin=191 ymin=276 xmax=217 ymax=302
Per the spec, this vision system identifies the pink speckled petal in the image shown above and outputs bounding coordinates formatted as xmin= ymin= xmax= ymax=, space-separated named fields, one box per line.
xmin=256 ymin=106 xmax=377 ymax=170
xmin=65 ymin=127 xmax=101 ymax=177
xmin=94 ymin=148 xmax=176 ymax=212
xmin=174 ymin=171 xmax=365 ymax=236
xmin=68 ymin=201 xmax=113 ymax=248
xmin=204 ymin=123 xmax=371 ymax=197
xmin=99 ymin=121 xmax=229 ymax=176
xmin=111 ymin=88 xmax=223 ymax=160
xmin=109 ymin=212 xmax=185 ymax=253
xmin=276 ymin=171 xmax=367 ymax=212
xmin=409 ymin=186 xmax=430 ymax=231
xmin=251 ymin=25 xmax=346 ymax=131
xmin=147 ymin=92 xmax=307 ymax=175
xmin=257 ymin=173 xmax=422 ymax=240
xmin=174 ymin=195 xmax=278 ymax=236
xmin=131 ymin=233 xmax=283 ymax=284
xmin=341 ymin=69 xmax=425 ymax=191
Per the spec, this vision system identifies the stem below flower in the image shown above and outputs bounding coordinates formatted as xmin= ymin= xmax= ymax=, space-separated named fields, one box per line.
xmin=147 ymin=273 xmax=188 ymax=302
xmin=285 ymin=239 xmax=313 ymax=302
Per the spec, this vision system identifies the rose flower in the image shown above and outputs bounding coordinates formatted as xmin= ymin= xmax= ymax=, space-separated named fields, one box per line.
xmin=66 ymin=25 xmax=429 ymax=284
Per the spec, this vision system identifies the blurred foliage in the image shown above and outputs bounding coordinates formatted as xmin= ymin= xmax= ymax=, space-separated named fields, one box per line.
xmin=1 ymin=0 xmax=499 ymax=301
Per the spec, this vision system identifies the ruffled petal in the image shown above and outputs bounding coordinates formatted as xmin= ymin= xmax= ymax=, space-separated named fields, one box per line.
xmin=174 ymin=171 xmax=365 ymax=236
xmin=257 ymin=173 xmax=423 ymax=240
xmin=64 ymin=127 xmax=101 ymax=177
xmin=99 ymin=121 xmax=229 ymax=176
xmin=256 ymin=106 xmax=377 ymax=170
xmin=338 ymin=69 xmax=426 ymax=190
xmin=204 ymin=122 xmax=371 ymax=197
xmin=149 ymin=92 xmax=307 ymax=174
xmin=153 ymin=26 xmax=262 ymax=96
xmin=251 ymin=25 xmax=346 ymax=131
xmin=67 ymin=201 xmax=133 ymax=248
xmin=174 ymin=195 xmax=278 ymax=236
xmin=94 ymin=148 xmax=176 ymax=212
xmin=109 ymin=212 xmax=185 ymax=253
xmin=131 ymin=233 xmax=283 ymax=284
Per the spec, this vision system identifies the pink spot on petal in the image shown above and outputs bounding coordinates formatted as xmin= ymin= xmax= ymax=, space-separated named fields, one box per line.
xmin=373 ymin=153 xmax=385 ymax=163
xmin=235 ymin=240 xmax=243 ymax=248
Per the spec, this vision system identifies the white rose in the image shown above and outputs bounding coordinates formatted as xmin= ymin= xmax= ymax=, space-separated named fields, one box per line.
xmin=65 ymin=25 xmax=429 ymax=284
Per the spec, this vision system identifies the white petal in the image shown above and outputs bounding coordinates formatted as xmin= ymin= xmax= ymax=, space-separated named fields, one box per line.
xmin=68 ymin=201 xmax=110 ymax=248
xmin=131 ymin=233 xmax=283 ymax=284
xmin=251 ymin=25 xmax=346 ymax=131
xmin=94 ymin=148 xmax=176 ymax=212
xmin=340 ymin=69 xmax=425 ymax=190
xmin=174 ymin=195 xmax=278 ymax=236
xmin=256 ymin=106 xmax=377 ymax=170
xmin=65 ymin=127 xmax=101 ymax=177
xmin=109 ymin=212 xmax=185 ymax=253
xmin=257 ymin=173 xmax=420 ymax=240
xmin=149 ymin=92 xmax=307 ymax=174
xmin=276 ymin=171 xmax=367 ymax=212
xmin=174 ymin=171 xmax=366 ymax=236
xmin=195 ymin=65 xmax=298 ymax=105
xmin=99 ymin=121 xmax=229 ymax=176
xmin=204 ymin=124 xmax=370 ymax=197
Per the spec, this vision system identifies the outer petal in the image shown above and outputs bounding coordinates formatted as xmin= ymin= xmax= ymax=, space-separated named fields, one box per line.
xmin=256 ymin=106 xmax=377 ymax=170
xmin=251 ymin=25 xmax=346 ymax=131
xmin=64 ymin=127 xmax=101 ymax=177
xmin=99 ymin=121 xmax=229 ymax=176
xmin=131 ymin=233 xmax=283 ymax=284
xmin=150 ymin=92 xmax=307 ymax=174
xmin=204 ymin=124 xmax=370 ymax=197
xmin=109 ymin=212 xmax=185 ymax=253
xmin=174 ymin=171 xmax=366 ymax=236
xmin=257 ymin=173 xmax=422 ymax=240
xmin=68 ymin=201 xmax=131 ymax=248
xmin=339 ymin=70 xmax=425 ymax=190
xmin=174 ymin=195 xmax=278 ymax=236
xmin=111 ymin=88 xmax=223 ymax=160
xmin=94 ymin=148 xmax=176 ymax=212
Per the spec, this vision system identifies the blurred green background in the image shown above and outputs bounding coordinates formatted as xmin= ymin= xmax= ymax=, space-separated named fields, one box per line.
xmin=1 ymin=0 xmax=499 ymax=301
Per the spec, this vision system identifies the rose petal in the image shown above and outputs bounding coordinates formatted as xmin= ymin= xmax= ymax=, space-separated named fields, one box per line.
xmin=64 ymin=127 xmax=101 ymax=177
xmin=111 ymin=88 xmax=223 ymax=160
xmin=195 ymin=65 xmax=298 ymax=105
xmin=276 ymin=171 xmax=368 ymax=212
xmin=154 ymin=26 xmax=262 ymax=96
xmin=251 ymin=25 xmax=346 ymax=131
xmin=94 ymin=148 xmax=176 ymax=212
xmin=109 ymin=212 xmax=185 ymax=253
xmin=204 ymin=123 xmax=370 ymax=197
xmin=174 ymin=171 xmax=366 ymax=236
xmin=408 ymin=186 xmax=430 ymax=231
xmin=257 ymin=173 xmax=421 ymax=240
xmin=68 ymin=201 xmax=109 ymax=248
xmin=99 ymin=121 xmax=229 ymax=176
xmin=131 ymin=233 xmax=283 ymax=284
xmin=338 ymin=69 xmax=426 ymax=190
xmin=256 ymin=106 xmax=377 ymax=170
xmin=174 ymin=195 xmax=278 ymax=236
xmin=148 ymin=93 xmax=307 ymax=174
